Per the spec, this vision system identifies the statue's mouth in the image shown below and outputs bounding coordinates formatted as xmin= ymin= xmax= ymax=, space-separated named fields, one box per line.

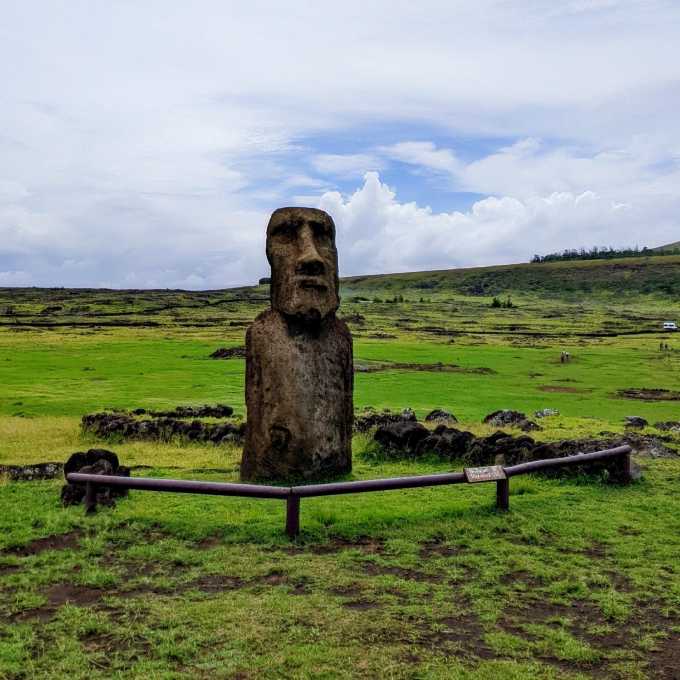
xmin=297 ymin=277 xmax=328 ymax=292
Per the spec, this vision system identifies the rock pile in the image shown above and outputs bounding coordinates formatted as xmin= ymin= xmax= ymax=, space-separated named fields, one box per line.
xmin=82 ymin=409 xmax=244 ymax=444
xmin=131 ymin=404 xmax=233 ymax=418
xmin=371 ymin=420 xmax=645 ymax=482
xmin=60 ymin=449 xmax=130 ymax=507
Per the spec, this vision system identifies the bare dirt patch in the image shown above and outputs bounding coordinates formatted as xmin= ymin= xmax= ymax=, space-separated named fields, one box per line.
xmin=582 ymin=541 xmax=608 ymax=560
xmin=617 ymin=388 xmax=680 ymax=401
xmin=328 ymin=584 xmax=363 ymax=598
xmin=362 ymin=562 xmax=442 ymax=584
xmin=647 ymin=628 xmax=680 ymax=679
xmin=419 ymin=537 xmax=460 ymax=558
xmin=5 ymin=530 xmax=83 ymax=557
xmin=196 ymin=535 xmax=222 ymax=550
xmin=192 ymin=575 xmax=247 ymax=592
xmin=502 ymin=593 xmax=680 ymax=674
xmin=13 ymin=583 xmax=104 ymax=622
xmin=356 ymin=361 xmax=495 ymax=375
xmin=499 ymin=570 xmax=545 ymax=588
xmin=295 ymin=535 xmax=386 ymax=555
xmin=343 ymin=599 xmax=381 ymax=610
xmin=417 ymin=612 xmax=495 ymax=660
xmin=538 ymin=385 xmax=589 ymax=394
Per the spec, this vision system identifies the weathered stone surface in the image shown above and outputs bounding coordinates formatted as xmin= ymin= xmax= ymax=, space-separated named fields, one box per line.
xmin=241 ymin=207 xmax=353 ymax=481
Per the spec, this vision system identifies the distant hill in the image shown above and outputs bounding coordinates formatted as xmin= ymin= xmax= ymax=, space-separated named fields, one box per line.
xmin=652 ymin=241 xmax=680 ymax=252
xmin=341 ymin=254 xmax=680 ymax=299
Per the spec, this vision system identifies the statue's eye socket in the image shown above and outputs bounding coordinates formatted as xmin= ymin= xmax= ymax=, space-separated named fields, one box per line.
xmin=272 ymin=223 xmax=296 ymax=240
xmin=312 ymin=222 xmax=331 ymax=241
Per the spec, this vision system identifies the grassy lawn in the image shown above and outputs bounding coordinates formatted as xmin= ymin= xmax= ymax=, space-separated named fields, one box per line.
xmin=1 ymin=274 xmax=679 ymax=678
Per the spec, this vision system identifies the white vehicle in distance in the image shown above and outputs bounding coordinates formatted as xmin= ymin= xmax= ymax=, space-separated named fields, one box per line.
xmin=663 ymin=321 xmax=678 ymax=331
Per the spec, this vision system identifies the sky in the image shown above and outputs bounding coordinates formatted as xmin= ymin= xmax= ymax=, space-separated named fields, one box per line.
xmin=1 ymin=0 xmax=679 ymax=289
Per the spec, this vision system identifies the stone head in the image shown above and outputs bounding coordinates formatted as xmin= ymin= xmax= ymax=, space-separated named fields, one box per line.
xmin=266 ymin=207 xmax=340 ymax=322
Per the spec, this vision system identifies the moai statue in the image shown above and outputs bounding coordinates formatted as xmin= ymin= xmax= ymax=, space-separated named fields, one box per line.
xmin=240 ymin=207 xmax=353 ymax=482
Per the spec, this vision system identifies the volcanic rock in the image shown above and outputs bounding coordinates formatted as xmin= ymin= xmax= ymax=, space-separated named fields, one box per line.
xmin=354 ymin=407 xmax=417 ymax=433
xmin=424 ymin=409 xmax=458 ymax=424
xmin=483 ymin=409 xmax=541 ymax=432
xmin=373 ymin=421 xmax=430 ymax=455
xmin=60 ymin=449 xmax=130 ymax=507
xmin=210 ymin=347 xmax=246 ymax=359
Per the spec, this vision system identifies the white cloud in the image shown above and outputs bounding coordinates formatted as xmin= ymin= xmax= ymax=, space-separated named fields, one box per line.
xmin=379 ymin=142 xmax=461 ymax=175
xmin=318 ymin=172 xmax=678 ymax=275
xmin=311 ymin=154 xmax=384 ymax=178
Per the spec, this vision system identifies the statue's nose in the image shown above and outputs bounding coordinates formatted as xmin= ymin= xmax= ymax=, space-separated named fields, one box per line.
xmin=297 ymin=226 xmax=324 ymax=274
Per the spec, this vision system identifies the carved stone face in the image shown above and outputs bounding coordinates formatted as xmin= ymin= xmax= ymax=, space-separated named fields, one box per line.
xmin=266 ymin=207 xmax=340 ymax=322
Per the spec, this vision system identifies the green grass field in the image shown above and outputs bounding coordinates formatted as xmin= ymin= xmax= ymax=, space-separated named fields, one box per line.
xmin=1 ymin=257 xmax=680 ymax=678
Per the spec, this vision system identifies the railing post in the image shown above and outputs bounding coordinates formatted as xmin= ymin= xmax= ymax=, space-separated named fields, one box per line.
xmin=621 ymin=451 xmax=633 ymax=484
xmin=285 ymin=495 xmax=300 ymax=539
xmin=496 ymin=478 xmax=509 ymax=511
xmin=84 ymin=481 xmax=97 ymax=515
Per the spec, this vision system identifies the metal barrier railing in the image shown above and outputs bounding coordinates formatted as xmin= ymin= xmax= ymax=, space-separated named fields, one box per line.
xmin=67 ymin=445 xmax=633 ymax=539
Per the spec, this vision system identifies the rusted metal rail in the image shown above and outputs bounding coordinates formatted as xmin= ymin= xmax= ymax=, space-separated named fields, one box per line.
xmin=67 ymin=444 xmax=632 ymax=539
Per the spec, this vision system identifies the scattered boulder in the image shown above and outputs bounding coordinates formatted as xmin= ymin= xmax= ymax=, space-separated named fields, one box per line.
xmin=64 ymin=449 xmax=120 ymax=476
xmin=60 ymin=449 xmax=130 ymax=507
xmin=483 ymin=410 xmax=541 ymax=432
xmin=210 ymin=347 xmax=246 ymax=359
xmin=424 ymin=409 xmax=458 ymax=424
xmin=624 ymin=416 xmax=648 ymax=429
xmin=534 ymin=408 xmax=560 ymax=419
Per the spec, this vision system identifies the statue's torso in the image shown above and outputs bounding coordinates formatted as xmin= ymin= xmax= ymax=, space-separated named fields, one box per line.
xmin=241 ymin=309 xmax=353 ymax=481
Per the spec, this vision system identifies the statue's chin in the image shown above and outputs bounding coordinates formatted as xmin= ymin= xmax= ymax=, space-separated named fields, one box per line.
xmin=275 ymin=289 xmax=338 ymax=324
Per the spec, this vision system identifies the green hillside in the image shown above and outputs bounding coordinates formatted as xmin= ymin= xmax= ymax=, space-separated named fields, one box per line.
xmin=342 ymin=254 xmax=680 ymax=298
xmin=653 ymin=240 xmax=680 ymax=252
